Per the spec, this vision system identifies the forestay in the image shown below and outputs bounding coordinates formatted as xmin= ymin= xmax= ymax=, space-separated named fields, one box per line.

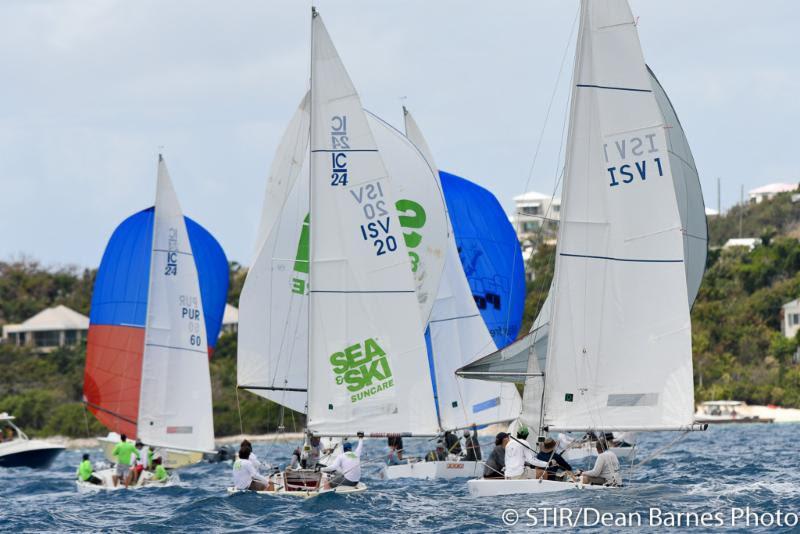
xmin=136 ymin=157 xmax=215 ymax=452
xmin=405 ymin=108 xmax=522 ymax=429
xmin=307 ymin=10 xmax=439 ymax=435
xmin=540 ymin=0 xmax=694 ymax=432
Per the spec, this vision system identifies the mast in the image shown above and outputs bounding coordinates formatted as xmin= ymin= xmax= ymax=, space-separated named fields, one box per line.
xmin=307 ymin=6 xmax=316 ymax=433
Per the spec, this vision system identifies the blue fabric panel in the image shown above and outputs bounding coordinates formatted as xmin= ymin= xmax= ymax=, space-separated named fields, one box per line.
xmin=90 ymin=207 xmax=229 ymax=349
xmin=439 ymin=171 xmax=525 ymax=349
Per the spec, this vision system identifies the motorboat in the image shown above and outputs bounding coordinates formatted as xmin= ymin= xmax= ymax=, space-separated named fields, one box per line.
xmin=0 ymin=412 xmax=64 ymax=469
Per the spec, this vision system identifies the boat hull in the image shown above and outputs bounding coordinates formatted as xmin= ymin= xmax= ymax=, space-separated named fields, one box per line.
xmin=226 ymin=483 xmax=367 ymax=498
xmin=0 ymin=440 xmax=64 ymax=469
xmin=99 ymin=435 xmax=203 ymax=469
xmin=467 ymin=478 xmax=611 ymax=497
xmin=380 ymin=460 xmax=482 ymax=480
xmin=75 ymin=467 xmax=176 ymax=491
xmin=562 ymin=445 xmax=635 ymax=462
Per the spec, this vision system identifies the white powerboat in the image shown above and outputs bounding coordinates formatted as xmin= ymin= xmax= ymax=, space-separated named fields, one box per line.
xmin=0 ymin=413 xmax=64 ymax=469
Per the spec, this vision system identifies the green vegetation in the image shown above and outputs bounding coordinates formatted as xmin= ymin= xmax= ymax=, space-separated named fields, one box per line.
xmin=3 ymin=193 xmax=800 ymax=438
xmin=0 ymin=260 xmax=300 ymax=439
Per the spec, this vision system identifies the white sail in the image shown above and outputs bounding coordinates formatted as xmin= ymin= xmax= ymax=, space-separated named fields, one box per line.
xmin=307 ymin=10 xmax=439 ymax=435
xmin=137 ymin=156 xmax=215 ymax=452
xmin=538 ymin=0 xmax=694 ymax=432
xmin=648 ymin=66 xmax=707 ymax=306
xmin=237 ymin=95 xmax=311 ymax=414
xmin=404 ymin=108 xmax=522 ymax=429
xmin=237 ymin=106 xmax=447 ymax=415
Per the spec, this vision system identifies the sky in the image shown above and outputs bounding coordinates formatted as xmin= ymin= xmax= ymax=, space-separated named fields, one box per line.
xmin=0 ymin=0 xmax=797 ymax=268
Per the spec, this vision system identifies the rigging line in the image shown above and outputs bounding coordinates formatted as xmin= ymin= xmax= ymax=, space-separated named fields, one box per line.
xmin=632 ymin=430 xmax=689 ymax=471
xmin=235 ymin=384 xmax=244 ymax=436
xmin=520 ymin=5 xmax=580 ymax=195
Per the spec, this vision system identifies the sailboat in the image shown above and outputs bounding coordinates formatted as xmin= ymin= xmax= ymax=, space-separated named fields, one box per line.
xmin=461 ymin=0 xmax=707 ymax=496
xmin=233 ymin=8 xmax=448 ymax=496
xmin=82 ymin=155 xmax=229 ymax=489
xmin=378 ymin=109 xmax=523 ymax=480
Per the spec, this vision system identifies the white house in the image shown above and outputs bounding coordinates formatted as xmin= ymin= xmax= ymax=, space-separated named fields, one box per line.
xmin=748 ymin=183 xmax=798 ymax=204
xmin=221 ymin=303 xmax=239 ymax=336
xmin=2 ymin=305 xmax=89 ymax=352
xmin=723 ymin=237 xmax=762 ymax=251
xmin=511 ymin=191 xmax=560 ymax=243
xmin=782 ymin=299 xmax=800 ymax=339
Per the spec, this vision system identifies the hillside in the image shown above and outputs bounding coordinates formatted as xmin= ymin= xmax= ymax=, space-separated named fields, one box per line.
xmin=3 ymin=192 xmax=800 ymax=437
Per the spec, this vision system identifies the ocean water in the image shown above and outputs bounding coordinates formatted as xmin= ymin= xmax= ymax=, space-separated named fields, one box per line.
xmin=1 ymin=423 xmax=798 ymax=533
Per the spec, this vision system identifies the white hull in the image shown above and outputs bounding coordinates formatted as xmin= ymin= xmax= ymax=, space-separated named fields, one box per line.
xmin=76 ymin=467 xmax=177 ymax=492
xmin=0 ymin=438 xmax=64 ymax=469
xmin=380 ymin=460 xmax=482 ymax=480
xmin=226 ymin=483 xmax=367 ymax=498
xmin=99 ymin=435 xmax=203 ymax=470
xmin=467 ymin=478 xmax=612 ymax=497
xmin=561 ymin=445 xmax=635 ymax=462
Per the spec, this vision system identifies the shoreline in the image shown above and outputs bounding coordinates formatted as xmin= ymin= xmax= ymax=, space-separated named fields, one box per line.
xmin=42 ymin=432 xmax=307 ymax=450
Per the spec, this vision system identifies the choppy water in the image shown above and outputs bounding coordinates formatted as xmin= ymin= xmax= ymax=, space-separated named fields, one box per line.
xmin=1 ymin=424 xmax=798 ymax=532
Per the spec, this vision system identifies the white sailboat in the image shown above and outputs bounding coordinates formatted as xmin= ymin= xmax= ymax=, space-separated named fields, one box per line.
xmin=463 ymin=0 xmax=706 ymax=496
xmin=82 ymin=156 xmax=217 ymax=490
xmin=379 ymin=109 xmax=523 ymax=480
xmin=233 ymin=8 xmax=447 ymax=496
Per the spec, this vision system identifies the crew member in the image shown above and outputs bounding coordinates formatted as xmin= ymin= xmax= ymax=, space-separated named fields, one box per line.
xmin=76 ymin=454 xmax=102 ymax=485
xmin=233 ymin=447 xmax=271 ymax=491
xmin=504 ymin=426 xmax=547 ymax=479
xmin=578 ymin=441 xmax=622 ymax=486
xmin=111 ymin=434 xmax=139 ymax=488
xmin=322 ymin=432 xmax=364 ymax=488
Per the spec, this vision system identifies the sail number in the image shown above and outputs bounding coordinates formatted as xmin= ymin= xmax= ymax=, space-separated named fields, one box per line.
xmin=180 ymin=295 xmax=202 ymax=348
xmin=352 ymin=183 xmax=400 ymax=256
xmin=164 ymin=227 xmax=178 ymax=276
xmin=330 ymin=116 xmax=349 ymax=187
xmin=604 ymin=133 xmax=664 ymax=187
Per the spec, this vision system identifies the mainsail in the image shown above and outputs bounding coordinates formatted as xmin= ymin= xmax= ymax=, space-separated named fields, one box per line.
xmin=306 ymin=9 xmax=439 ymax=435
xmin=405 ymin=108 xmax=522 ymax=429
xmin=457 ymin=28 xmax=707 ymax=435
xmin=541 ymin=0 xmax=694 ymax=432
xmin=84 ymin=156 xmax=227 ymax=451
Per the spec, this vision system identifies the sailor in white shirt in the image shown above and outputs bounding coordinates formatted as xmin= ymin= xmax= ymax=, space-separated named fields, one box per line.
xmin=233 ymin=448 xmax=271 ymax=491
xmin=504 ymin=427 xmax=548 ymax=479
xmin=579 ymin=441 xmax=621 ymax=486
xmin=322 ymin=433 xmax=364 ymax=487
xmin=239 ymin=439 xmax=263 ymax=471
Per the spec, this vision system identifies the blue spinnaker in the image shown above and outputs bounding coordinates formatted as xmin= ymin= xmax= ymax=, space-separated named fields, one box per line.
xmin=439 ymin=171 xmax=525 ymax=349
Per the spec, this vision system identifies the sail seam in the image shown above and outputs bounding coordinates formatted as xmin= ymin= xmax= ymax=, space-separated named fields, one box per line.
xmin=310 ymin=149 xmax=378 ymax=153
xmin=576 ymin=83 xmax=651 ymax=93
xmin=152 ymin=248 xmax=193 ymax=256
xmin=429 ymin=313 xmax=481 ymax=324
xmin=144 ymin=343 xmax=207 ymax=355
xmin=560 ymin=252 xmax=682 ymax=263
xmin=310 ymin=289 xmax=415 ymax=294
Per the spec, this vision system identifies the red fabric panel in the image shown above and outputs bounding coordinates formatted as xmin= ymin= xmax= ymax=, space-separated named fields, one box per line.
xmin=84 ymin=325 xmax=144 ymax=439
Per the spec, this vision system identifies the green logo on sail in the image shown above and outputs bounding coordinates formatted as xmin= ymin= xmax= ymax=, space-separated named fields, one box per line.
xmin=330 ymin=338 xmax=394 ymax=403
xmin=291 ymin=213 xmax=310 ymax=294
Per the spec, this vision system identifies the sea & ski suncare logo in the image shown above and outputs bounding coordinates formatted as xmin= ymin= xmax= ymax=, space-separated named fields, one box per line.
xmin=329 ymin=338 xmax=394 ymax=403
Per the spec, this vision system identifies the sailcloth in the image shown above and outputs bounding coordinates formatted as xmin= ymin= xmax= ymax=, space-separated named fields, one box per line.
xmin=237 ymin=102 xmax=448 ymax=416
xmin=136 ymin=157 xmax=215 ymax=451
xmin=237 ymin=94 xmax=312 ymax=414
xmin=404 ymin=108 xmax=522 ymax=429
xmin=540 ymin=0 xmax=693 ymax=432
xmin=84 ymin=157 xmax=225 ymax=451
xmin=306 ymin=10 xmax=439 ymax=435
